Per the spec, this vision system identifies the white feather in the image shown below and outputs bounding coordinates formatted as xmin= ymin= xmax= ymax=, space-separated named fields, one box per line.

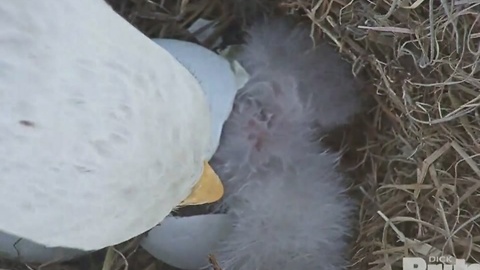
xmin=0 ymin=0 xmax=213 ymax=251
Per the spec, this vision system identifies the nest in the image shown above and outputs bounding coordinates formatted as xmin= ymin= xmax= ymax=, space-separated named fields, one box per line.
xmin=2 ymin=0 xmax=479 ymax=269
xmin=299 ymin=1 xmax=480 ymax=269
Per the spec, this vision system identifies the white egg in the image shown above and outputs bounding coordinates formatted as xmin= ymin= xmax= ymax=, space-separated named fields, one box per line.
xmin=140 ymin=214 xmax=232 ymax=270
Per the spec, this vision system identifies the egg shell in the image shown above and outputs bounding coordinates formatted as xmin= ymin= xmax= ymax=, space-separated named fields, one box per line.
xmin=140 ymin=214 xmax=232 ymax=270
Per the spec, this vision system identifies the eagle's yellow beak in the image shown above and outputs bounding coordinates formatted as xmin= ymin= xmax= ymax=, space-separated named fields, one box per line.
xmin=178 ymin=161 xmax=224 ymax=206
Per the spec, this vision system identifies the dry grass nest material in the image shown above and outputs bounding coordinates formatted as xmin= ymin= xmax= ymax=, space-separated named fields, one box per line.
xmin=2 ymin=0 xmax=479 ymax=269
xmin=292 ymin=1 xmax=480 ymax=269
xmin=295 ymin=1 xmax=480 ymax=269
xmin=301 ymin=1 xmax=480 ymax=269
